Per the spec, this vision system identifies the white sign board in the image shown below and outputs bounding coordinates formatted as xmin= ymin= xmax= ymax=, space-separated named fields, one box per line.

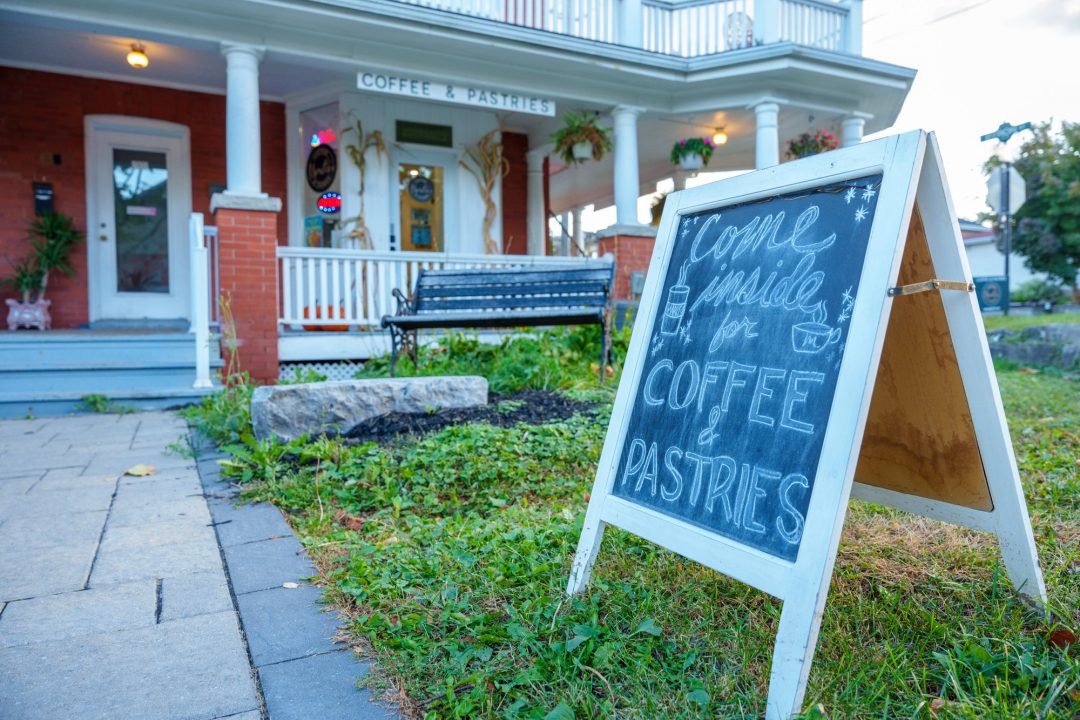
xmin=987 ymin=164 xmax=1026 ymax=215
xmin=567 ymin=130 xmax=1046 ymax=719
xmin=357 ymin=70 xmax=556 ymax=116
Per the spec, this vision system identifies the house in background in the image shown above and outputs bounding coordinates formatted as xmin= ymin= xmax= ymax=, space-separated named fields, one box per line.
xmin=959 ymin=219 xmax=1048 ymax=290
xmin=0 ymin=0 xmax=914 ymax=415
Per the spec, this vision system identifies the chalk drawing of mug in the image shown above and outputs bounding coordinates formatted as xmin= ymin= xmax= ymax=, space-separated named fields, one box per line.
xmin=791 ymin=322 xmax=841 ymax=354
xmin=660 ymin=284 xmax=690 ymax=336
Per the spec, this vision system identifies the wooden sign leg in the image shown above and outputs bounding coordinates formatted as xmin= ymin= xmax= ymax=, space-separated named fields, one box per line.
xmin=766 ymin=592 xmax=826 ymax=720
xmin=916 ymin=135 xmax=1048 ymax=607
xmin=566 ymin=511 xmax=607 ymax=595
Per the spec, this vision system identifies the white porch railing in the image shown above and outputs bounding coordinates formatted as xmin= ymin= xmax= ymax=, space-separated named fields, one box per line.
xmin=388 ymin=0 xmax=859 ymax=57
xmin=278 ymin=247 xmax=606 ymax=329
xmin=188 ymin=213 xmax=214 ymax=389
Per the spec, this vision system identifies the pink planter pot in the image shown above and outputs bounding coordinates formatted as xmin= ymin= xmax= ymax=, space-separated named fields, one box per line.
xmin=6 ymin=298 xmax=51 ymax=330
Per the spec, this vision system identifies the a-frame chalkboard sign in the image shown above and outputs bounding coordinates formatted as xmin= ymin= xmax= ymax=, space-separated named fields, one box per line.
xmin=567 ymin=130 xmax=1047 ymax=719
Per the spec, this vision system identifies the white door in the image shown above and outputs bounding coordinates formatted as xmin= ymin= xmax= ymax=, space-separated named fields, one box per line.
xmin=86 ymin=116 xmax=192 ymax=321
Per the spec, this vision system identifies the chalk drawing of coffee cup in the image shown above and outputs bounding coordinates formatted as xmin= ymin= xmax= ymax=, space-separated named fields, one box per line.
xmin=791 ymin=322 xmax=841 ymax=354
xmin=660 ymin=284 xmax=690 ymax=336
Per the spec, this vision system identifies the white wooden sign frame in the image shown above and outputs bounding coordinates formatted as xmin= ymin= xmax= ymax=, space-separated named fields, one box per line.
xmin=566 ymin=130 xmax=1046 ymax=719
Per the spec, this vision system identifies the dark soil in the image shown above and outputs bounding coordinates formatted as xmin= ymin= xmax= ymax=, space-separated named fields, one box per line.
xmin=344 ymin=390 xmax=595 ymax=444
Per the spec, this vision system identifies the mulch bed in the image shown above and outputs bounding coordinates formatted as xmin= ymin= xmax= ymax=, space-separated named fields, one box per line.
xmin=344 ymin=390 xmax=595 ymax=444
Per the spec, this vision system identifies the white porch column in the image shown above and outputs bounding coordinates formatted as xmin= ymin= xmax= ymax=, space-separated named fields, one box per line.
xmin=754 ymin=102 xmax=780 ymax=169
xmin=526 ymin=149 xmax=546 ymax=256
xmin=619 ymin=0 xmax=644 ymax=48
xmin=571 ymin=207 xmax=583 ymax=256
xmin=841 ymin=116 xmax=866 ymax=148
xmin=222 ymin=44 xmax=266 ymax=197
xmin=613 ymin=105 xmax=644 ymax=226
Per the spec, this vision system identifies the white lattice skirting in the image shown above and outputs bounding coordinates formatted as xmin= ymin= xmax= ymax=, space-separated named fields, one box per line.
xmin=279 ymin=361 xmax=363 ymax=382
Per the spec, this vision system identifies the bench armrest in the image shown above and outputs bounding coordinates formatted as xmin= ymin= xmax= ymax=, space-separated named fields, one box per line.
xmin=392 ymin=288 xmax=415 ymax=316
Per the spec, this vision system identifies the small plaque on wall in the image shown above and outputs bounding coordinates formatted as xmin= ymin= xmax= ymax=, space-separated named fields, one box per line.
xmin=396 ymin=120 xmax=453 ymax=148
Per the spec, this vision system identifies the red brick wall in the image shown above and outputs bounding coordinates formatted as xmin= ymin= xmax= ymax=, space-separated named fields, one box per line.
xmin=500 ymin=132 xmax=528 ymax=255
xmin=214 ymin=208 xmax=279 ymax=384
xmin=598 ymin=233 xmax=656 ymax=300
xmin=0 ymin=67 xmax=287 ymax=328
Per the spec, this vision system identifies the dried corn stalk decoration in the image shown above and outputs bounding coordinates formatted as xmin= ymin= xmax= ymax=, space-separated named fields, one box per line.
xmin=460 ymin=129 xmax=509 ymax=254
xmin=341 ymin=114 xmax=390 ymax=250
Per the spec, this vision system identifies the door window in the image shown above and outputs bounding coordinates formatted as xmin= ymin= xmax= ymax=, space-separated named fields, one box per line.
xmin=112 ymin=148 xmax=169 ymax=293
xmin=399 ymin=163 xmax=443 ymax=252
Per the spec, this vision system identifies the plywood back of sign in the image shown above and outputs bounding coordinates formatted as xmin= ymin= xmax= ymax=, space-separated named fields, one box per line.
xmin=855 ymin=206 xmax=993 ymax=510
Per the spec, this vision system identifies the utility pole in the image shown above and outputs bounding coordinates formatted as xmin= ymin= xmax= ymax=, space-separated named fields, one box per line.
xmin=980 ymin=121 xmax=1031 ymax=315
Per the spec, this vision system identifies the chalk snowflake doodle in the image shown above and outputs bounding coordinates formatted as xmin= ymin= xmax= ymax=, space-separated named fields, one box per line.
xmin=837 ymin=286 xmax=854 ymax=324
xmin=854 ymin=206 xmax=869 ymax=223
xmin=844 ymin=186 xmax=857 ymax=204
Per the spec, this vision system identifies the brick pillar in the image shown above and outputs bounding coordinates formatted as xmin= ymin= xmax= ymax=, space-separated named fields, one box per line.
xmin=500 ymin=132 xmax=528 ymax=255
xmin=597 ymin=227 xmax=658 ymax=300
xmin=211 ymin=195 xmax=282 ymax=385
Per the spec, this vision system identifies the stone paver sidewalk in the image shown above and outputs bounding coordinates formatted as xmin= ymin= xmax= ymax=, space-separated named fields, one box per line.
xmin=0 ymin=412 xmax=259 ymax=720
xmin=0 ymin=411 xmax=396 ymax=720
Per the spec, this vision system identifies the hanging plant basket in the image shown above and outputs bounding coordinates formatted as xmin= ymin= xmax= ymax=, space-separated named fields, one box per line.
xmin=571 ymin=142 xmax=594 ymax=161
xmin=670 ymin=137 xmax=714 ymax=170
xmin=551 ymin=111 xmax=613 ymax=165
xmin=678 ymin=153 xmax=704 ymax=171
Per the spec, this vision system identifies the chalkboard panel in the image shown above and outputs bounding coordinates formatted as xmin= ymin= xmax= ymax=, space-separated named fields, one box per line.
xmin=612 ymin=174 xmax=883 ymax=562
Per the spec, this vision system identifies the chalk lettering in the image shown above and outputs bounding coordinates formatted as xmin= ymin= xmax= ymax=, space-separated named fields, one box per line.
xmin=704 ymin=455 xmax=737 ymax=520
xmin=669 ymin=360 xmax=700 ymax=410
xmin=684 ymin=451 xmax=709 ymax=507
xmin=621 ymin=438 xmax=647 ymax=487
xmin=743 ymin=466 xmax=778 ymax=534
xmin=661 ymin=447 xmax=684 ymax=502
xmin=721 ymin=362 xmax=755 ymax=413
xmin=781 ymin=371 xmax=824 ymax=434
xmin=698 ymin=361 xmax=728 ymax=412
xmin=776 ymin=473 xmax=809 ymax=544
xmin=634 ymin=442 xmax=659 ymax=496
xmin=644 ymin=359 xmax=673 ymax=406
xmin=749 ymin=367 xmax=786 ymax=428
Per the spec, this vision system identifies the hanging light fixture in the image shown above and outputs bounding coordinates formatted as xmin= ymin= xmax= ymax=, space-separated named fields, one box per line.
xmin=126 ymin=43 xmax=149 ymax=69
xmin=712 ymin=127 xmax=728 ymax=145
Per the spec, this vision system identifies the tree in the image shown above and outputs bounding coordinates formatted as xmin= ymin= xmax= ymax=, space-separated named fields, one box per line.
xmin=984 ymin=121 xmax=1080 ymax=288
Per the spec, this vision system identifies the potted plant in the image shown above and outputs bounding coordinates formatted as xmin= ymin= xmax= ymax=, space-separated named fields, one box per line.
xmin=670 ymin=137 xmax=715 ymax=171
xmin=551 ymin=111 xmax=613 ymax=165
xmin=650 ymin=192 xmax=668 ymax=227
xmin=786 ymin=129 xmax=839 ymax=160
xmin=3 ymin=212 xmax=83 ymax=330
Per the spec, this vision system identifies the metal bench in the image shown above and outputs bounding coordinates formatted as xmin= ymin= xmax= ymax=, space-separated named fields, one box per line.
xmin=381 ymin=262 xmax=615 ymax=380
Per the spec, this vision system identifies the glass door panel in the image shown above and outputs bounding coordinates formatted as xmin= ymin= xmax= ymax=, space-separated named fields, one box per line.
xmin=399 ymin=163 xmax=443 ymax=252
xmin=112 ymin=148 xmax=170 ymax=293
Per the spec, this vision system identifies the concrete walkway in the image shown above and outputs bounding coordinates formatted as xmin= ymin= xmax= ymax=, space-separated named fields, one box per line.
xmin=0 ymin=411 xmax=391 ymax=720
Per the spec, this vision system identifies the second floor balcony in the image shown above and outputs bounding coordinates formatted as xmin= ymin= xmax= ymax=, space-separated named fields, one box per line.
xmin=391 ymin=0 xmax=862 ymax=57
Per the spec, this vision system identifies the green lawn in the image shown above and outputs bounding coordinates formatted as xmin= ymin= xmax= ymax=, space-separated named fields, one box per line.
xmin=189 ymin=330 xmax=1079 ymax=719
xmin=982 ymin=311 xmax=1080 ymax=333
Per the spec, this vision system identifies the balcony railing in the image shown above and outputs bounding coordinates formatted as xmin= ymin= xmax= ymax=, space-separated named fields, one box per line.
xmin=390 ymin=0 xmax=859 ymax=57
xmin=278 ymin=247 xmax=607 ymax=330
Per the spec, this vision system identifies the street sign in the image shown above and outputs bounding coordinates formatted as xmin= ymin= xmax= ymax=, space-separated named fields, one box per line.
xmin=974 ymin=276 xmax=1009 ymax=312
xmin=987 ymin=165 xmax=1026 ymax=215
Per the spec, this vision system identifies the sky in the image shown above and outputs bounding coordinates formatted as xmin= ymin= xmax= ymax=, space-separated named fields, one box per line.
xmin=578 ymin=0 xmax=1080 ymax=232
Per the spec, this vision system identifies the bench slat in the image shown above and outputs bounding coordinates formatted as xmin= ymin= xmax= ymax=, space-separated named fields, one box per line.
xmin=415 ymin=280 xmax=610 ymax=299
xmin=417 ymin=294 xmax=608 ymax=312
xmin=417 ymin=268 xmax=613 ymax=287
xmin=385 ymin=308 xmax=604 ymax=330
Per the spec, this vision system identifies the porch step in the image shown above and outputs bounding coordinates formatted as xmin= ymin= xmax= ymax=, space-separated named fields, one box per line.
xmin=0 ymin=331 xmax=224 ymax=418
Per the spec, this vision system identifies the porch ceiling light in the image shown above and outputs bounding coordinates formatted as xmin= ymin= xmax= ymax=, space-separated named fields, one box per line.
xmin=127 ymin=43 xmax=149 ymax=69
xmin=712 ymin=127 xmax=728 ymax=145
